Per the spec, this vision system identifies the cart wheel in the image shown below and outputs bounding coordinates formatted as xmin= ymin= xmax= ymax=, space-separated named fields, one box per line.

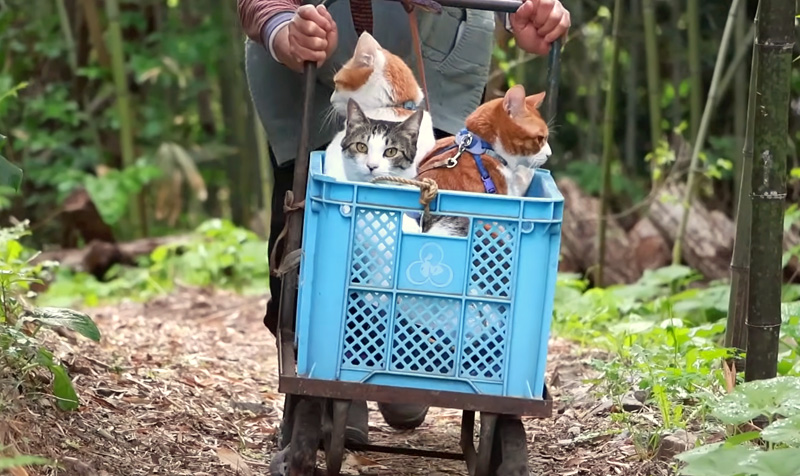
xmin=289 ymin=397 xmax=323 ymax=476
xmin=490 ymin=417 xmax=529 ymax=476
xmin=322 ymin=400 xmax=350 ymax=476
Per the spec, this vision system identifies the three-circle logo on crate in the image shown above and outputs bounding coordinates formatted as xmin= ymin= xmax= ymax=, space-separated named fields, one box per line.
xmin=405 ymin=243 xmax=454 ymax=288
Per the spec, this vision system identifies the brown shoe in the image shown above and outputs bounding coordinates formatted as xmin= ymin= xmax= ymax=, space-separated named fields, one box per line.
xmin=377 ymin=402 xmax=429 ymax=430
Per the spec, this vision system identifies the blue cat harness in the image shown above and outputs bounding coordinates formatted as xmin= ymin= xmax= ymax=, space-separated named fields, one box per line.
xmin=406 ymin=128 xmax=506 ymax=225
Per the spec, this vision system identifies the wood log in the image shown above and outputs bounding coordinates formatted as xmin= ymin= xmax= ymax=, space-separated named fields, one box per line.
xmin=34 ymin=234 xmax=193 ymax=279
xmin=648 ymin=182 xmax=735 ymax=280
xmin=629 ymin=217 xmax=672 ymax=273
xmin=60 ymin=187 xmax=116 ymax=248
xmin=557 ymin=177 xmax=641 ymax=285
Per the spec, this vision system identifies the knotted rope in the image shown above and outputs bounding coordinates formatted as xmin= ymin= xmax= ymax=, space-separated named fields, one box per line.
xmin=370 ymin=176 xmax=439 ymax=229
xmin=269 ymin=190 xmax=306 ymax=277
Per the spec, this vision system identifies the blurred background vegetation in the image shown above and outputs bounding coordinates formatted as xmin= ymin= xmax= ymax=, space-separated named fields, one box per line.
xmin=0 ymin=0 xmax=798 ymax=289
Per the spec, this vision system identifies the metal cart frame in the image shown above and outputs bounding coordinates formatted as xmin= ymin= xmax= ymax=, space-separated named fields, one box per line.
xmin=271 ymin=1 xmax=562 ymax=473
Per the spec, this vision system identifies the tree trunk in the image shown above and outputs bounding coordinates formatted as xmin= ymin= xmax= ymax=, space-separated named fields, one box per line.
xmin=686 ymin=0 xmax=702 ymax=143
xmin=80 ymin=0 xmax=111 ymax=69
xmin=641 ymin=0 xmax=662 ymax=182
xmin=745 ymin=0 xmax=794 ymax=382
xmin=596 ymin=0 xmax=624 ymax=287
xmin=104 ymin=0 xmax=143 ymax=238
xmin=725 ymin=2 xmax=759 ymax=358
xmin=624 ymin=0 xmax=640 ymax=174
xmin=672 ymin=0 xmax=742 ymax=265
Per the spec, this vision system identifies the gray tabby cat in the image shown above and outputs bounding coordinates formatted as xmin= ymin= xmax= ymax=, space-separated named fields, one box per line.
xmin=337 ymin=98 xmax=424 ymax=183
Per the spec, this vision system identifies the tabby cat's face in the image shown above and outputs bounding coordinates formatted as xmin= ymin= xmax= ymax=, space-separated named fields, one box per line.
xmin=340 ymin=99 xmax=423 ymax=181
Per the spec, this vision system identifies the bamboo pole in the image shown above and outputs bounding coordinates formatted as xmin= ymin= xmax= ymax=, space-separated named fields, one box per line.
xmin=726 ymin=3 xmax=760 ymax=361
xmin=744 ymin=0 xmax=794 ymax=382
xmin=671 ymin=0 xmax=741 ymax=265
xmin=79 ymin=0 xmax=111 ymax=69
xmin=104 ymin=0 xmax=142 ymax=237
xmin=219 ymin=0 xmax=252 ymax=227
xmin=687 ymin=0 xmax=701 ymax=143
xmin=732 ymin=2 xmax=749 ymax=210
xmin=595 ymin=0 xmax=623 ymax=288
xmin=641 ymin=0 xmax=661 ymax=182
xmin=624 ymin=0 xmax=639 ymax=172
xmin=56 ymin=0 xmax=78 ymax=72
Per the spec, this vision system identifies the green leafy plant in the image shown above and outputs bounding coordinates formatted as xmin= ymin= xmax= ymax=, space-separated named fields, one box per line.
xmin=39 ymin=218 xmax=269 ymax=307
xmin=0 ymin=221 xmax=101 ymax=411
xmin=0 ymin=448 xmax=51 ymax=471
xmin=676 ymin=376 xmax=800 ymax=476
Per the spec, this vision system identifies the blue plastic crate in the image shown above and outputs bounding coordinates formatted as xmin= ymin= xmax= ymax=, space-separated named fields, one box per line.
xmin=295 ymin=151 xmax=564 ymax=400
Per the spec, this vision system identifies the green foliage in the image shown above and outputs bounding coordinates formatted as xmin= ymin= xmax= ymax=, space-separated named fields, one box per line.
xmin=553 ymin=264 xmax=800 ymax=446
xmin=675 ymin=377 xmax=800 ymax=476
xmin=0 ymin=449 xmax=51 ymax=470
xmin=84 ymin=159 xmax=162 ymax=225
xmin=0 ymin=221 xmax=100 ymax=411
xmin=40 ymin=219 xmax=269 ymax=307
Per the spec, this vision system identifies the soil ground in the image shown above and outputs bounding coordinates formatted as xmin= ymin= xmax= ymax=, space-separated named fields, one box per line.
xmin=1 ymin=288 xmax=674 ymax=475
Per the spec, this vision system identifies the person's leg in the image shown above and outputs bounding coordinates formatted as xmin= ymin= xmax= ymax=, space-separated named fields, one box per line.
xmin=264 ymin=149 xmax=294 ymax=337
xmin=265 ymin=145 xmax=370 ymax=447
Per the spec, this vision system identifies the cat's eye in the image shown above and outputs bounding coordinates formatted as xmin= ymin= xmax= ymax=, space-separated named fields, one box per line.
xmin=384 ymin=147 xmax=398 ymax=158
xmin=355 ymin=143 xmax=368 ymax=153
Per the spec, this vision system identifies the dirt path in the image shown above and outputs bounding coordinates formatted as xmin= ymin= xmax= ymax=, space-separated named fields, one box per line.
xmin=2 ymin=288 xmax=671 ymax=475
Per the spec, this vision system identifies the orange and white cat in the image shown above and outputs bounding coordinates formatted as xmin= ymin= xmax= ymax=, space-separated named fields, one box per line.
xmin=414 ymin=84 xmax=552 ymax=236
xmin=324 ymin=32 xmax=436 ymax=182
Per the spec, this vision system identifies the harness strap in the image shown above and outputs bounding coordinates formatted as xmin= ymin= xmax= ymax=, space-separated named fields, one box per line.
xmin=417 ymin=130 xmax=501 ymax=194
xmin=403 ymin=3 xmax=431 ymax=112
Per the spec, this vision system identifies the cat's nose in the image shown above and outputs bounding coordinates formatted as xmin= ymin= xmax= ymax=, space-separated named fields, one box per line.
xmin=543 ymin=142 xmax=552 ymax=156
xmin=367 ymin=164 xmax=378 ymax=172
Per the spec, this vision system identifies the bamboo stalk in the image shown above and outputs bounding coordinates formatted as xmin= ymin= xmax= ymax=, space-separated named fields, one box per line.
xmin=671 ymin=0 xmax=741 ymax=265
xmin=717 ymin=25 xmax=756 ymax=112
xmin=624 ymin=0 xmax=639 ymax=172
xmin=56 ymin=0 xmax=78 ymax=72
xmin=641 ymin=0 xmax=662 ymax=181
xmin=104 ymin=0 xmax=142 ymax=237
xmin=732 ymin=2 xmax=749 ymax=209
xmin=669 ymin=0 xmax=683 ymax=128
xmin=687 ymin=0 xmax=702 ymax=143
xmin=745 ymin=0 xmax=794 ymax=382
xmin=219 ymin=0 xmax=252 ymax=227
xmin=80 ymin=0 xmax=111 ymax=69
xmin=595 ymin=0 xmax=623 ymax=288
xmin=725 ymin=3 xmax=759 ymax=360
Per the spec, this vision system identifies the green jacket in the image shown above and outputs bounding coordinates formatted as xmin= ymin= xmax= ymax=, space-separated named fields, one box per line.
xmin=244 ymin=1 xmax=495 ymax=166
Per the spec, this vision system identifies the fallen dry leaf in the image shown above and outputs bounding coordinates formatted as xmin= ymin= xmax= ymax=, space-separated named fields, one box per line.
xmin=216 ymin=446 xmax=254 ymax=476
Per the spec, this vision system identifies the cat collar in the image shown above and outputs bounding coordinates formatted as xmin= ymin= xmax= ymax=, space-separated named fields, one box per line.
xmin=400 ymin=100 xmax=419 ymax=111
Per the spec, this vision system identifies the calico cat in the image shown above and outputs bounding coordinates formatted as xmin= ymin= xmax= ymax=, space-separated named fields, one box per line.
xmin=324 ymin=32 xmax=436 ymax=182
xmin=415 ymin=84 xmax=552 ymax=237
xmin=338 ymin=98 xmax=425 ymax=182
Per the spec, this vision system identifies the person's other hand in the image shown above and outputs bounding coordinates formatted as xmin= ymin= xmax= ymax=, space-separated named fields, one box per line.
xmin=509 ymin=0 xmax=570 ymax=56
xmin=274 ymin=4 xmax=338 ymax=72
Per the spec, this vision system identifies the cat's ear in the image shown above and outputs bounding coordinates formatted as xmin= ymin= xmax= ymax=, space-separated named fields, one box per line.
xmin=346 ymin=99 xmax=368 ymax=129
xmin=353 ymin=32 xmax=380 ymax=68
xmin=503 ymin=84 xmax=527 ymax=117
xmin=526 ymin=92 xmax=546 ymax=110
xmin=396 ymin=108 xmax=424 ymax=137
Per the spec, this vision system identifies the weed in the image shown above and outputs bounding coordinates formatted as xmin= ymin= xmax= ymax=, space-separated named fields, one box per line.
xmin=1 ymin=220 xmax=100 ymax=411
